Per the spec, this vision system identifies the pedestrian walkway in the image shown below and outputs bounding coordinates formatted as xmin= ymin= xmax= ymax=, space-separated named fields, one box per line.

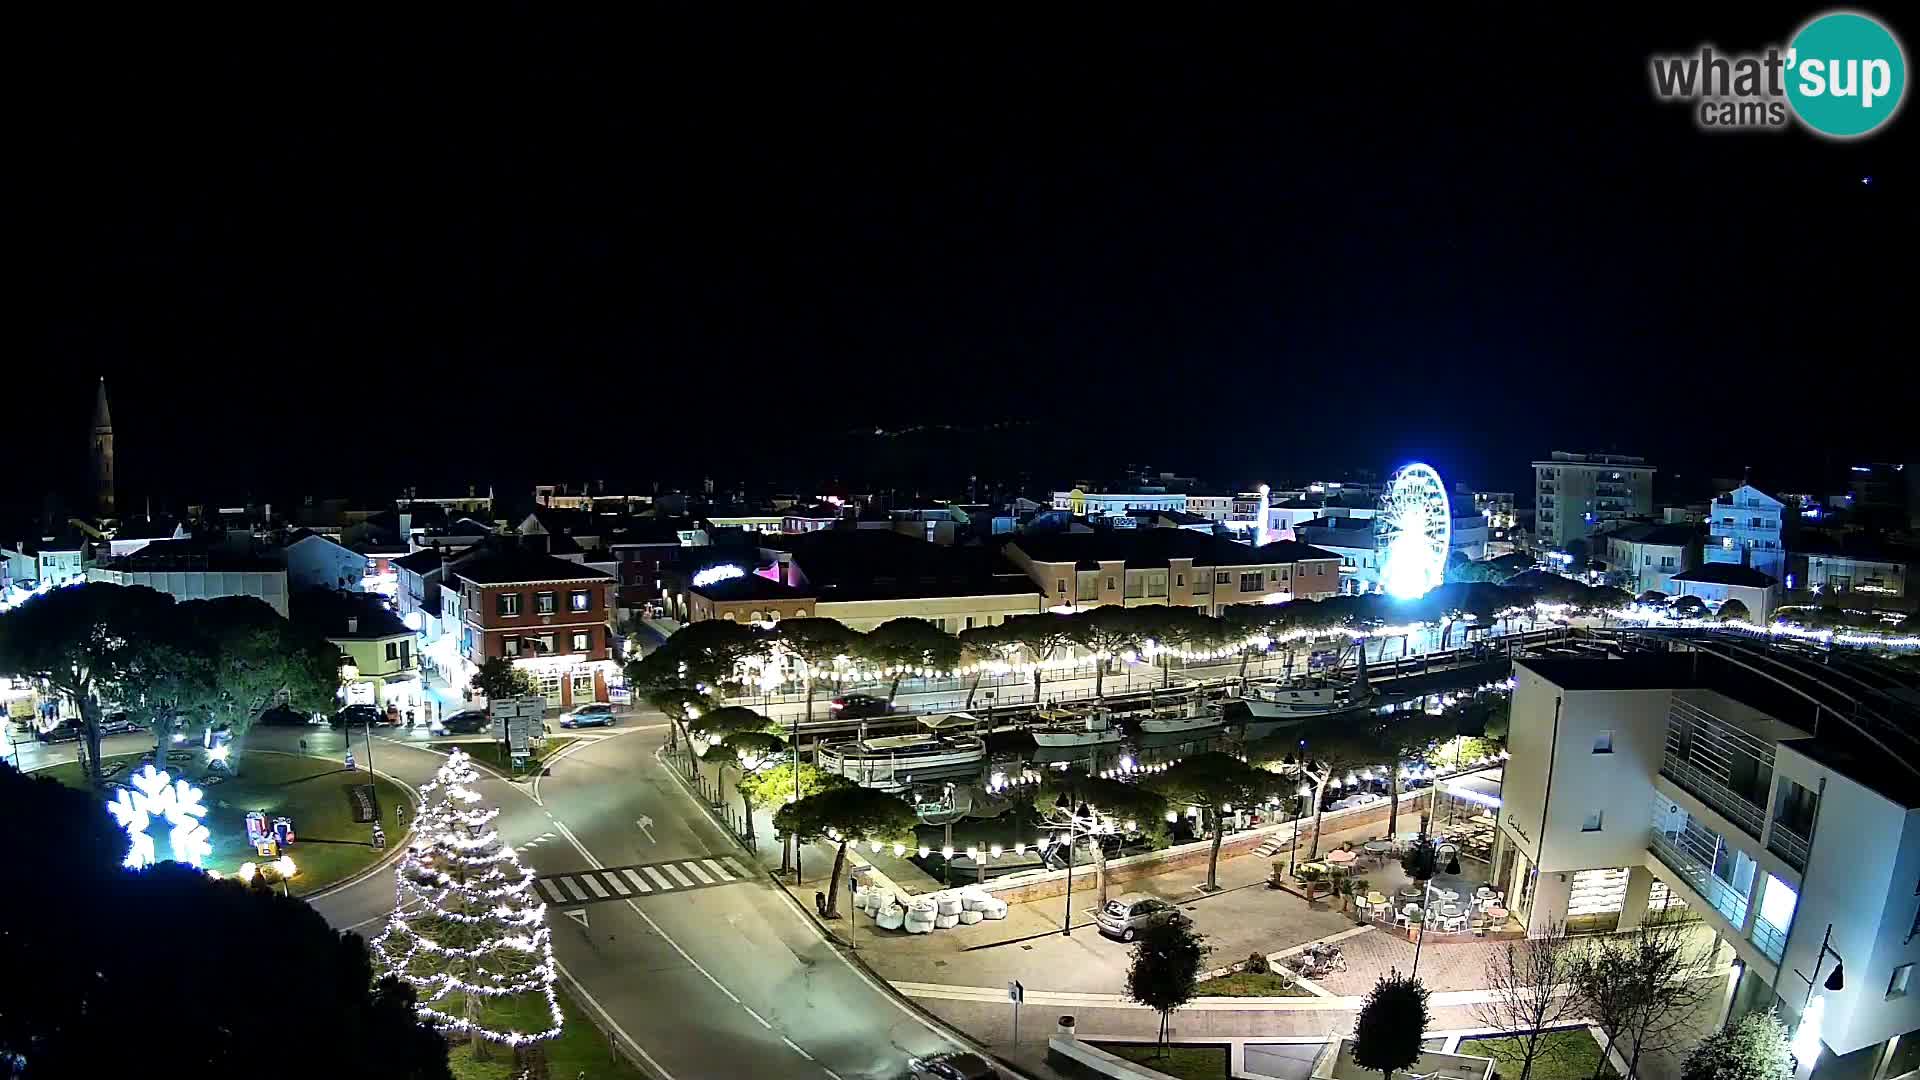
xmin=534 ymin=854 xmax=754 ymax=905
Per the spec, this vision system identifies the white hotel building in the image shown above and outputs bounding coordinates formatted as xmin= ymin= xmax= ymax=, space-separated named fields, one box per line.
xmin=1498 ymin=646 xmax=1920 ymax=1080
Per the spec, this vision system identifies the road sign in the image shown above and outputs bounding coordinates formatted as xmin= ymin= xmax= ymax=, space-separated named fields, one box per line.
xmin=490 ymin=695 xmax=546 ymax=752
xmin=1007 ymin=980 xmax=1023 ymax=1004
xmin=564 ymin=909 xmax=589 ymax=929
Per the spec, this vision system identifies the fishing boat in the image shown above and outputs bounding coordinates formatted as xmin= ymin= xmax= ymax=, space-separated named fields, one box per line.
xmin=1239 ymin=677 xmax=1370 ymax=722
xmin=1138 ymin=698 xmax=1227 ymax=736
xmin=1027 ymin=706 xmax=1123 ymax=749
xmin=816 ymin=713 xmax=987 ymax=788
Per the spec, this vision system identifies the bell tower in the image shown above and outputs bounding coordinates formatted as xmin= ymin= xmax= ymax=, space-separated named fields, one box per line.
xmin=91 ymin=377 xmax=115 ymax=518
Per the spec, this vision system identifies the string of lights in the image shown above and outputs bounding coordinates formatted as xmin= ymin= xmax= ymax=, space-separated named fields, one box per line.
xmin=373 ymin=748 xmax=564 ymax=1048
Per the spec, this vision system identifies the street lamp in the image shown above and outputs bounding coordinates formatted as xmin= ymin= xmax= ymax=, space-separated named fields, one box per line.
xmin=1407 ymin=836 xmax=1461 ymax=979
xmin=1277 ymin=752 xmax=1329 ymax=870
xmin=274 ymin=855 xmax=297 ymax=897
xmin=1039 ymin=794 xmax=1115 ymax=937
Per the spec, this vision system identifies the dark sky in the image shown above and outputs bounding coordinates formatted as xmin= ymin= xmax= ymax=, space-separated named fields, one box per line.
xmin=14 ymin=6 xmax=1914 ymax=510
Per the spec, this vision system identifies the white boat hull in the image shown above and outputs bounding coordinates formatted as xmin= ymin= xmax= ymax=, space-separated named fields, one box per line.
xmin=1030 ymin=728 xmax=1124 ymax=748
xmin=817 ymin=744 xmax=986 ymax=788
xmin=1138 ymin=715 xmax=1225 ymax=735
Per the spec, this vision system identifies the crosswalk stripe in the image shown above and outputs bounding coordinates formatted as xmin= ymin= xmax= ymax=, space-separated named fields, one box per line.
xmin=642 ymin=866 xmax=674 ymax=890
xmin=621 ymin=869 xmax=652 ymax=893
xmin=537 ymin=880 xmax=567 ymax=903
xmin=561 ymin=877 xmax=590 ymax=901
xmin=702 ymin=858 xmax=734 ymax=881
xmin=604 ymin=871 xmax=631 ymax=895
xmin=663 ymin=863 xmax=696 ymax=887
xmin=582 ymin=874 xmax=610 ymax=898
xmin=722 ymin=857 xmax=753 ymax=880
xmin=683 ymin=861 xmax=715 ymax=885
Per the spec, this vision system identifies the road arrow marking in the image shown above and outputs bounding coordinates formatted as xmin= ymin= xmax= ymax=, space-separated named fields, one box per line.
xmin=564 ymin=908 xmax=589 ymax=929
xmin=636 ymin=816 xmax=656 ymax=843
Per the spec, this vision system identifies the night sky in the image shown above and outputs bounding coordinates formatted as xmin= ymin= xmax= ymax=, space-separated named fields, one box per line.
xmin=14 ymin=7 xmax=1913 ymax=510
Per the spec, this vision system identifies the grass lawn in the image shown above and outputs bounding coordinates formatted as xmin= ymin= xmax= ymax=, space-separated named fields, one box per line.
xmin=1098 ymin=1042 xmax=1231 ymax=1080
xmin=43 ymin=749 xmax=411 ymax=895
xmin=446 ymin=979 xmax=646 ymax=1080
xmin=1194 ymin=970 xmax=1315 ymax=997
xmin=460 ymin=736 xmax=579 ymax=775
xmin=1459 ymin=1029 xmax=1617 ymax=1080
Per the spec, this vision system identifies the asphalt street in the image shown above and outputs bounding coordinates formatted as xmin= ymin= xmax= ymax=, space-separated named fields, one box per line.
xmin=284 ymin=717 xmax=964 ymax=1080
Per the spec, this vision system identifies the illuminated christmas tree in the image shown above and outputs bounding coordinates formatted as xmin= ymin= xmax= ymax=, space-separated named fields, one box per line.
xmin=374 ymin=748 xmax=562 ymax=1058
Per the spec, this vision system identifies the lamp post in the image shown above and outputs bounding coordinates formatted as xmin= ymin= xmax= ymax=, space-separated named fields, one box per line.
xmin=1040 ymin=794 xmax=1111 ymax=937
xmin=1279 ymin=752 xmax=1328 ymax=875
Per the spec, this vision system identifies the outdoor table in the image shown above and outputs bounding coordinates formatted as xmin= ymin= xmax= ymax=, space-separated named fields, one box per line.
xmin=1488 ymin=906 xmax=1509 ymax=921
xmin=1363 ymin=840 xmax=1393 ymax=853
xmin=1476 ymin=886 xmax=1493 ymax=898
xmin=1327 ymin=849 xmax=1357 ymax=865
xmin=1365 ymin=891 xmax=1388 ymax=907
xmin=1441 ymin=903 xmax=1462 ymax=918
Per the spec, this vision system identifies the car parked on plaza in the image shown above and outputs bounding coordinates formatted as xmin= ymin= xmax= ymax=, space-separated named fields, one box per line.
xmin=1094 ymin=893 xmax=1190 ymax=943
xmin=557 ymin=703 xmax=617 ymax=728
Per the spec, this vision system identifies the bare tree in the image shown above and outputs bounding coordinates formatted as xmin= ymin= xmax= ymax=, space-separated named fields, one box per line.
xmin=1470 ymin=922 xmax=1586 ymax=1080
xmin=1571 ymin=914 xmax=1719 ymax=1080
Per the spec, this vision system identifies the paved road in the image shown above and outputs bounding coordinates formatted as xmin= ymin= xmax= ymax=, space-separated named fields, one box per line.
xmin=284 ymin=716 xmax=965 ymax=1080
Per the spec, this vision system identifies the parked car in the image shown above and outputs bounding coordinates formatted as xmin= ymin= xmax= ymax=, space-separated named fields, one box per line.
xmin=1329 ymin=791 xmax=1384 ymax=812
xmin=329 ymin=704 xmax=384 ymax=729
xmin=558 ymin=703 xmax=616 ymax=729
xmin=907 ymin=1051 xmax=998 ymax=1080
xmin=1094 ymin=893 xmax=1190 ymax=942
xmin=434 ymin=709 xmax=490 ymax=735
xmin=829 ymin=693 xmax=891 ymax=719
xmin=34 ymin=719 xmax=84 ymax=744
xmin=257 ymin=705 xmax=323 ymax=726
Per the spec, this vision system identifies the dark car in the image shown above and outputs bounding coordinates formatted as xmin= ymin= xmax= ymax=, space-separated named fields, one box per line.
xmin=34 ymin=719 xmax=85 ymax=744
xmin=257 ymin=705 xmax=320 ymax=727
xmin=830 ymin=693 xmax=891 ymax=719
xmin=329 ymin=704 xmax=384 ymax=729
xmin=435 ymin=709 xmax=490 ymax=735
xmin=907 ymin=1052 xmax=998 ymax=1080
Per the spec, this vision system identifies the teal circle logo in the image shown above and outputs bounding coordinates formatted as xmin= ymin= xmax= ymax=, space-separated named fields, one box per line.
xmin=1786 ymin=11 xmax=1906 ymax=137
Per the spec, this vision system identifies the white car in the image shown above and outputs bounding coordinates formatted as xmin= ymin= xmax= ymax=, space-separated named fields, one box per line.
xmin=1330 ymin=791 xmax=1385 ymax=812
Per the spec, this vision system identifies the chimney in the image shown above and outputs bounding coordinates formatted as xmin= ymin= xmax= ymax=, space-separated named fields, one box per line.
xmin=347 ymin=616 xmax=359 ymax=634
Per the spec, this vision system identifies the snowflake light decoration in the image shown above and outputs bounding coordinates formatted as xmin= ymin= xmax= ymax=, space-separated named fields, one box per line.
xmin=106 ymin=764 xmax=213 ymax=870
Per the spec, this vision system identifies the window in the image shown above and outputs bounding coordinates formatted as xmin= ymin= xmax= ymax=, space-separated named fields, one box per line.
xmin=570 ymin=590 xmax=590 ymax=612
xmin=537 ymin=634 xmax=556 ymax=654
xmin=1268 ymin=568 xmax=1279 ymax=582
xmin=1240 ymin=572 xmax=1262 ymax=592
xmin=504 ymin=637 xmax=520 ymax=657
xmin=572 ymin=631 xmax=590 ymax=651
xmin=1661 ymin=556 xmax=1676 ymax=568
xmin=1175 ymin=574 xmax=1184 ymax=587
xmin=1215 ymin=572 xmax=1229 ymax=585
xmin=1106 ymin=577 xmax=1116 ymax=591
xmin=1593 ymin=730 xmax=1613 ymax=754
xmin=536 ymin=591 xmax=557 ymax=615
xmin=1645 ymin=555 xmax=1653 ymax=565
xmin=1055 ymin=578 xmax=1066 ymax=593
xmin=498 ymin=592 xmax=521 ymax=616
xmin=400 ymin=640 xmax=411 ymax=667
xmin=1890 ymin=964 xmax=1914 ymax=1000
xmin=385 ymin=641 xmax=399 ymax=661
xmin=1582 ymin=811 xmax=1604 ymax=832
xmin=964 ymin=616 xmax=974 ymax=630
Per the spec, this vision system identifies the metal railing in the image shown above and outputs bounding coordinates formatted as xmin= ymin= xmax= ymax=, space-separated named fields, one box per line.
xmin=1659 ymin=758 xmax=1768 ymax=840
xmin=1648 ymin=829 xmax=1750 ymax=928
xmin=1766 ymin=821 xmax=1810 ymax=872
xmin=1751 ymin=917 xmax=1789 ymax=964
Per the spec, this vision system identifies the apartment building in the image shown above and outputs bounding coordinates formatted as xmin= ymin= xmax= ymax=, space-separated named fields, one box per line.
xmin=454 ymin=546 xmax=616 ymax=708
xmin=1501 ymin=648 xmax=1920 ymax=1080
xmin=1003 ymin=530 xmax=1341 ymax=613
xmin=1533 ymin=451 xmax=1655 ymax=550
xmin=1706 ymin=485 xmax=1788 ymax=584
xmin=1052 ymin=489 xmax=1188 ymax=518
xmin=1601 ymin=522 xmax=1699 ymax=595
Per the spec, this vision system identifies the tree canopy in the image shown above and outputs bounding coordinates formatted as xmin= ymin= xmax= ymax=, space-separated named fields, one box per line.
xmin=773 ymin=784 xmax=918 ymax=917
xmin=0 ymin=761 xmax=449 ymax=1079
xmin=1149 ymin=751 xmax=1282 ymax=889
xmin=1681 ymin=1010 xmax=1791 ymax=1080
xmin=860 ymin=617 xmax=962 ymax=700
xmin=1351 ymin=970 xmax=1432 ymax=1080
xmin=1125 ymin=918 xmax=1212 ymax=1052
xmin=471 ymin=655 xmax=535 ymax=700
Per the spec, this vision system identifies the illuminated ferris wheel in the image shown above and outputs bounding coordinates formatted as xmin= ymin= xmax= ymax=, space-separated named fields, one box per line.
xmin=1378 ymin=462 xmax=1452 ymax=600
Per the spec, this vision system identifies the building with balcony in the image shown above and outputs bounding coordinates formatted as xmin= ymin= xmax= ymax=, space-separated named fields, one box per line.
xmin=1532 ymin=451 xmax=1655 ymax=550
xmin=86 ymin=542 xmax=289 ymax=617
xmin=1500 ymin=647 xmax=1920 ymax=1079
xmin=1670 ymin=563 xmax=1781 ymax=621
xmin=1294 ymin=516 xmax=1382 ymax=594
xmin=1051 ymin=489 xmax=1189 ymax=519
xmin=1600 ymin=522 xmax=1699 ymax=596
xmin=1706 ymin=485 xmax=1787 ymax=584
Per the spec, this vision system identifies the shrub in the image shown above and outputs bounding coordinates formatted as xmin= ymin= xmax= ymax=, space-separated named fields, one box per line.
xmin=1243 ymin=951 xmax=1271 ymax=975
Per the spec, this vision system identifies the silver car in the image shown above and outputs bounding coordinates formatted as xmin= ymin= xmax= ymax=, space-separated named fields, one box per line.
xmin=1094 ymin=893 xmax=1189 ymax=942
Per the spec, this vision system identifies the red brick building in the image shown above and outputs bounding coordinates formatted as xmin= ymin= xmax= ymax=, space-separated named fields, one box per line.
xmin=455 ymin=547 xmax=616 ymax=708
